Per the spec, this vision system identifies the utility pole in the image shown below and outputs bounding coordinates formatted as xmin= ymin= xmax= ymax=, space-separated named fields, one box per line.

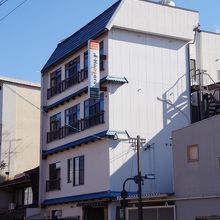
xmin=137 ymin=135 xmax=143 ymax=220
xmin=129 ymin=135 xmax=146 ymax=220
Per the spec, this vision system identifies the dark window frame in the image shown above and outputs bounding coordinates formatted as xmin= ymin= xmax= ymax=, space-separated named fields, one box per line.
xmin=67 ymin=156 xmax=84 ymax=186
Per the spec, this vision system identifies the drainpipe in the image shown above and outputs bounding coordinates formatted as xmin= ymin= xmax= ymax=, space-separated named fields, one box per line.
xmin=187 ymin=25 xmax=200 ymax=123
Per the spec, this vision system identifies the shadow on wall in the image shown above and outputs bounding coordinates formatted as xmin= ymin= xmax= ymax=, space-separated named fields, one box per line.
xmin=109 ymin=57 xmax=190 ymax=195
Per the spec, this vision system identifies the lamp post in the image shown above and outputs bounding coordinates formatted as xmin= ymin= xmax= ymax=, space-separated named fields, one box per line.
xmin=121 ymin=174 xmax=155 ymax=220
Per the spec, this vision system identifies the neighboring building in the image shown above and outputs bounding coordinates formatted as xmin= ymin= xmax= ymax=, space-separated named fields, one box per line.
xmin=40 ymin=0 xmax=200 ymax=219
xmin=0 ymin=167 xmax=40 ymax=220
xmin=189 ymin=30 xmax=220 ymax=123
xmin=172 ymin=114 xmax=220 ymax=220
xmin=0 ymin=76 xmax=41 ymax=218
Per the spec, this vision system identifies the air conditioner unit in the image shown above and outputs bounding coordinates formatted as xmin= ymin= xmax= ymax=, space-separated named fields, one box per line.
xmin=8 ymin=203 xmax=16 ymax=210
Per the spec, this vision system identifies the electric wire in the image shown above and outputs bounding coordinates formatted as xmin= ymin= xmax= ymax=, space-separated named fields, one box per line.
xmin=0 ymin=0 xmax=9 ymax=6
xmin=0 ymin=0 xmax=29 ymax=23
xmin=4 ymin=84 xmax=112 ymax=143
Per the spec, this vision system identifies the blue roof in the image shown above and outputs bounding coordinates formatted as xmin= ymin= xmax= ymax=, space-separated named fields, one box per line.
xmin=42 ymin=0 xmax=121 ymax=72
xmin=42 ymin=190 xmax=120 ymax=206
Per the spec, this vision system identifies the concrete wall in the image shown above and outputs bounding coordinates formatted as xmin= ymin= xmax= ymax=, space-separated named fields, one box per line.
xmin=108 ymin=28 xmax=191 ymax=194
xmin=0 ymin=83 xmax=40 ymax=179
xmin=173 ymin=114 xmax=220 ymax=198
xmin=176 ymin=199 xmax=220 ymax=220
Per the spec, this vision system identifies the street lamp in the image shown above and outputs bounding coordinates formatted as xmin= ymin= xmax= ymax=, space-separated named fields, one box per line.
xmin=121 ymin=174 xmax=155 ymax=220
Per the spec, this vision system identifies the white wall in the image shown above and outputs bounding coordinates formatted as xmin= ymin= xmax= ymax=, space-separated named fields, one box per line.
xmin=108 ymin=0 xmax=199 ymax=41
xmin=41 ymin=139 xmax=110 ymax=202
xmin=108 ymin=28 xmax=191 ymax=194
xmin=198 ymin=32 xmax=220 ymax=85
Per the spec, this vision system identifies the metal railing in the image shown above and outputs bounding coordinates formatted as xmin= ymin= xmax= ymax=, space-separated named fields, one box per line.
xmin=47 ymin=83 xmax=62 ymax=99
xmin=82 ymin=111 xmax=105 ymax=130
xmin=46 ymin=178 xmax=61 ymax=192
xmin=46 ymin=112 xmax=105 ymax=143
xmin=47 ymin=128 xmax=62 ymax=143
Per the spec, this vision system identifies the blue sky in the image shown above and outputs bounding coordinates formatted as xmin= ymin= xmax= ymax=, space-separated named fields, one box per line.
xmin=0 ymin=0 xmax=219 ymax=83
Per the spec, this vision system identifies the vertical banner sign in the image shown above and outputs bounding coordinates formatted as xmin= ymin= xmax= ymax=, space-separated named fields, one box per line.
xmin=88 ymin=40 xmax=100 ymax=99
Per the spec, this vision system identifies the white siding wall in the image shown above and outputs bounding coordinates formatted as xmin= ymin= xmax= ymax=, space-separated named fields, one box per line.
xmin=199 ymin=32 xmax=220 ymax=85
xmin=108 ymin=28 xmax=191 ymax=193
xmin=108 ymin=0 xmax=198 ymax=41
xmin=41 ymin=140 xmax=110 ymax=202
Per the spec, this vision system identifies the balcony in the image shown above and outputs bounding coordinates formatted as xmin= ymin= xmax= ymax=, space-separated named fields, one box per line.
xmin=47 ymin=55 xmax=106 ymax=100
xmin=82 ymin=111 xmax=105 ymax=130
xmin=46 ymin=111 xmax=105 ymax=143
xmin=47 ymin=83 xmax=62 ymax=99
xmin=62 ymin=121 xmax=81 ymax=137
xmin=47 ymin=128 xmax=62 ymax=143
xmin=46 ymin=178 xmax=61 ymax=192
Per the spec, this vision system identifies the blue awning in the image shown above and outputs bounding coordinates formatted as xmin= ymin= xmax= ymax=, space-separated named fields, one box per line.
xmin=42 ymin=191 xmax=120 ymax=206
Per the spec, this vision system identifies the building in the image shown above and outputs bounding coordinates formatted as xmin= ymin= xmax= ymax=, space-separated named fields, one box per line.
xmin=172 ymin=114 xmax=220 ymax=220
xmin=0 ymin=76 xmax=41 ymax=219
xmin=39 ymin=0 xmax=201 ymax=219
xmin=0 ymin=167 xmax=40 ymax=220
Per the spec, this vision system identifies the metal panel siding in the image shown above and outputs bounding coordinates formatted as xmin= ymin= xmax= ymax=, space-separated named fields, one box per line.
xmin=110 ymin=0 xmax=198 ymax=41
xmin=199 ymin=32 xmax=220 ymax=85
xmin=42 ymin=0 xmax=121 ymax=72
xmin=108 ymin=28 xmax=190 ymax=194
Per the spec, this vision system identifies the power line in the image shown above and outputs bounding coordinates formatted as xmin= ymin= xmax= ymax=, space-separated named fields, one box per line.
xmin=0 ymin=0 xmax=29 ymax=23
xmin=4 ymin=84 xmax=111 ymax=142
xmin=0 ymin=0 xmax=9 ymax=7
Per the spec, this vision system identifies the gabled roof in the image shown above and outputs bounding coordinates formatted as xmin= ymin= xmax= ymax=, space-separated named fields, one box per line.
xmin=42 ymin=0 xmax=121 ymax=73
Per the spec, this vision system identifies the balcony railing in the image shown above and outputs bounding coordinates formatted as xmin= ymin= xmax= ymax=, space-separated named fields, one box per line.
xmin=47 ymin=128 xmax=62 ymax=143
xmin=46 ymin=178 xmax=61 ymax=192
xmin=62 ymin=121 xmax=81 ymax=137
xmin=46 ymin=112 xmax=105 ymax=143
xmin=47 ymin=55 xmax=107 ymax=100
xmin=81 ymin=111 xmax=105 ymax=130
xmin=47 ymin=83 xmax=62 ymax=99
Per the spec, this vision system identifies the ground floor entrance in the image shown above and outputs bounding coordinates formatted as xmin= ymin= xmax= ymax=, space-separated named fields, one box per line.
xmin=83 ymin=206 xmax=107 ymax=220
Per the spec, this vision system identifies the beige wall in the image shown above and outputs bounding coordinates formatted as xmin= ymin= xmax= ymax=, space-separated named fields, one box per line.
xmin=0 ymin=82 xmax=40 ymax=179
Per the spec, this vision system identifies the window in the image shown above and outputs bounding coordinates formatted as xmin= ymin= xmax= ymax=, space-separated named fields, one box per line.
xmin=47 ymin=113 xmax=62 ymax=143
xmin=48 ymin=68 xmax=62 ymax=98
xmin=99 ymin=41 xmax=105 ymax=71
xmin=24 ymin=187 xmax=33 ymax=205
xmin=50 ymin=113 xmax=61 ymax=132
xmin=65 ymin=104 xmax=80 ymax=126
xmin=83 ymin=51 xmax=88 ymax=79
xmin=73 ymin=156 xmax=84 ymax=186
xmin=83 ymin=93 xmax=104 ymax=128
xmin=46 ymin=162 xmax=61 ymax=191
xmin=67 ymin=156 xmax=84 ymax=186
xmin=49 ymin=162 xmax=61 ymax=180
xmin=65 ymin=57 xmax=80 ymax=88
xmin=190 ymin=59 xmax=196 ymax=81
xmin=187 ymin=144 xmax=199 ymax=162
xmin=67 ymin=159 xmax=73 ymax=183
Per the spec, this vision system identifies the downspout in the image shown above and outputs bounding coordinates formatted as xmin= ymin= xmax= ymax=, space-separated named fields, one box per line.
xmin=187 ymin=25 xmax=200 ymax=123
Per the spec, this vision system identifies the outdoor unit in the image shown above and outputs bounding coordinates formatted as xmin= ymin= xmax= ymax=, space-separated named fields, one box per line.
xmin=8 ymin=203 xmax=16 ymax=210
xmin=160 ymin=0 xmax=175 ymax=7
